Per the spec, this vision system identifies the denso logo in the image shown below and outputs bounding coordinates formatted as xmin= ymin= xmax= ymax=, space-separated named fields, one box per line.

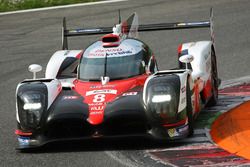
xmin=95 ymin=48 xmax=122 ymax=53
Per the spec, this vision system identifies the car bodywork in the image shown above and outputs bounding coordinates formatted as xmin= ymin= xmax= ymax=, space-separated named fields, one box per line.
xmin=15 ymin=9 xmax=219 ymax=149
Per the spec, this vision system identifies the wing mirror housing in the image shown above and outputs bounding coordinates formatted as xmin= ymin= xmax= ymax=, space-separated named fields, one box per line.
xmin=28 ymin=64 xmax=42 ymax=79
xmin=179 ymin=54 xmax=194 ymax=69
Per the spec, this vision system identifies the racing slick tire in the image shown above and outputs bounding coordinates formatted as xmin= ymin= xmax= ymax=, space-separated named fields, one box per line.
xmin=206 ymin=49 xmax=218 ymax=107
xmin=186 ymin=78 xmax=194 ymax=137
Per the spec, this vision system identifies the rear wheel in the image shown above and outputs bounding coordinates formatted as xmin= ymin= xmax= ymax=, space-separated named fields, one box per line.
xmin=186 ymin=78 xmax=194 ymax=136
xmin=207 ymin=49 xmax=218 ymax=107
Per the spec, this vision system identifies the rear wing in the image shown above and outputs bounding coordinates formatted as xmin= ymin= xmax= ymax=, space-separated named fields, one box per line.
xmin=62 ymin=8 xmax=214 ymax=50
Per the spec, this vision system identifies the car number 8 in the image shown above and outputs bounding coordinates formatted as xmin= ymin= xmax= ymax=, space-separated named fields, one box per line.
xmin=93 ymin=94 xmax=105 ymax=103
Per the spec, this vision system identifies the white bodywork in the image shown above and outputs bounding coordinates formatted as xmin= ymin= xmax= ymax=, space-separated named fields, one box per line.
xmin=143 ymin=40 xmax=213 ymax=114
xmin=16 ymin=50 xmax=82 ymax=123
xmin=176 ymin=72 xmax=189 ymax=113
xmin=150 ymin=70 xmax=192 ymax=113
xmin=44 ymin=79 xmax=62 ymax=110
xmin=181 ymin=41 xmax=212 ymax=92
xmin=45 ymin=50 xmax=82 ymax=79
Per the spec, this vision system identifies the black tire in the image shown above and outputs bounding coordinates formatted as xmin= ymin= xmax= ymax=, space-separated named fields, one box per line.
xmin=206 ymin=49 xmax=218 ymax=107
xmin=186 ymin=78 xmax=194 ymax=136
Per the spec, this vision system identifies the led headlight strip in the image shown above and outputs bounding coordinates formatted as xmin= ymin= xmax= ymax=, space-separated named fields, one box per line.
xmin=152 ymin=94 xmax=171 ymax=103
xmin=23 ymin=102 xmax=42 ymax=110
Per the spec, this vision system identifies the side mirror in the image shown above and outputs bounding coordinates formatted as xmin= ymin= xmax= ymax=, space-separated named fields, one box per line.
xmin=179 ymin=54 xmax=194 ymax=69
xmin=28 ymin=64 xmax=42 ymax=79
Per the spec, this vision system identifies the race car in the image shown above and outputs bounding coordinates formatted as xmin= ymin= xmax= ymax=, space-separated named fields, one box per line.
xmin=15 ymin=9 xmax=219 ymax=149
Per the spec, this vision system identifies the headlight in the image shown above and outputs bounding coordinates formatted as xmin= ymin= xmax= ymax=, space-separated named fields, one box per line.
xmin=17 ymin=91 xmax=46 ymax=129
xmin=23 ymin=103 xmax=42 ymax=110
xmin=147 ymin=84 xmax=178 ymax=121
xmin=152 ymin=94 xmax=171 ymax=103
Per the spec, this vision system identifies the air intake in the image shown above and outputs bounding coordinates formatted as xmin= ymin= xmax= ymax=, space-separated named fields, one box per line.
xmin=102 ymin=34 xmax=120 ymax=47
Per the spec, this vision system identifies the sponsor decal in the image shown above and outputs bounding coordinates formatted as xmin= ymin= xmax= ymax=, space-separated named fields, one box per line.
xmin=89 ymin=103 xmax=103 ymax=106
xmin=181 ymin=97 xmax=186 ymax=104
xmin=75 ymin=28 xmax=102 ymax=33
xmin=88 ymin=101 xmax=105 ymax=117
xmin=90 ymin=106 xmax=104 ymax=111
xmin=177 ymin=23 xmax=186 ymax=26
xmin=181 ymin=86 xmax=186 ymax=93
xmin=89 ymin=50 xmax=133 ymax=57
xmin=177 ymin=125 xmax=189 ymax=133
xmin=122 ymin=92 xmax=138 ymax=96
xmin=89 ymin=111 xmax=103 ymax=115
xmin=95 ymin=48 xmax=122 ymax=53
xmin=90 ymin=85 xmax=115 ymax=89
xmin=18 ymin=137 xmax=30 ymax=146
xmin=87 ymin=46 xmax=136 ymax=58
xmin=63 ymin=96 xmax=79 ymax=100
xmin=168 ymin=125 xmax=188 ymax=138
xmin=177 ymin=22 xmax=209 ymax=26
xmin=168 ymin=128 xmax=179 ymax=138
xmin=107 ymin=50 xmax=132 ymax=56
xmin=86 ymin=89 xmax=117 ymax=96
xmin=89 ymin=53 xmax=105 ymax=57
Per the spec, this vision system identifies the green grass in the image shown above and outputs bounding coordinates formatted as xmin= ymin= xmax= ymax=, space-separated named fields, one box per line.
xmin=0 ymin=0 xmax=100 ymax=12
xmin=194 ymin=111 xmax=223 ymax=129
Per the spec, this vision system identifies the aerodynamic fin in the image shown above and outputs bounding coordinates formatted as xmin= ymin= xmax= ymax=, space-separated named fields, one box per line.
xmin=112 ymin=12 xmax=139 ymax=38
xmin=62 ymin=17 xmax=68 ymax=50
xmin=121 ymin=13 xmax=139 ymax=38
xmin=210 ymin=7 xmax=215 ymax=44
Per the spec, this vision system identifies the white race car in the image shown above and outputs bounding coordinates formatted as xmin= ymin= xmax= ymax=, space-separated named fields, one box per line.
xmin=15 ymin=9 xmax=219 ymax=149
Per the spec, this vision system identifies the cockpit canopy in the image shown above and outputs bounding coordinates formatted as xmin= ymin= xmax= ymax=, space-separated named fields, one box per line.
xmin=78 ymin=38 xmax=156 ymax=81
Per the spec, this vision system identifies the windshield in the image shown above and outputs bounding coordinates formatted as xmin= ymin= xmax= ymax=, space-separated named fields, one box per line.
xmin=79 ymin=52 xmax=145 ymax=81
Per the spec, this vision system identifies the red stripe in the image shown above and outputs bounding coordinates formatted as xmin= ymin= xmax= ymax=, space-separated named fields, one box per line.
xmin=177 ymin=44 xmax=182 ymax=55
xmin=163 ymin=118 xmax=187 ymax=128
xmin=15 ymin=129 xmax=32 ymax=136
xmin=219 ymin=84 xmax=250 ymax=96
xmin=76 ymin=51 xmax=83 ymax=59
xmin=183 ymin=151 xmax=234 ymax=159
xmin=202 ymin=78 xmax=212 ymax=99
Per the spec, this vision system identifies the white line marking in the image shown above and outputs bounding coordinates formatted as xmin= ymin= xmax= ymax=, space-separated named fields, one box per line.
xmin=220 ymin=75 xmax=250 ymax=89
xmin=0 ymin=0 xmax=128 ymax=16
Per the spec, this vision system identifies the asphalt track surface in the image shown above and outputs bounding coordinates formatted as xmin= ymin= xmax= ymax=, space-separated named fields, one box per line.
xmin=1 ymin=0 xmax=250 ymax=166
